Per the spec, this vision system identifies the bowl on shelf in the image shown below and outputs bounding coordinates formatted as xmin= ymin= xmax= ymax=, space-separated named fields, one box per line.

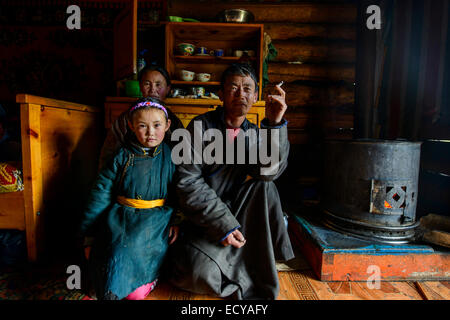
xmin=216 ymin=9 xmax=255 ymax=23
xmin=196 ymin=73 xmax=211 ymax=82
xmin=234 ymin=50 xmax=243 ymax=57
xmin=177 ymin=43 xmax=195 ymax=56
xmin=180 ymin=70 xmax=195 ymax=81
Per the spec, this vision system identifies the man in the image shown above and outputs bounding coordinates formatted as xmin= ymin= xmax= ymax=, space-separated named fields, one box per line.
xmin=168 ymin=63 xmax=294 ymax=299
xmin=99 ymin=64 xmax=184 ymax=168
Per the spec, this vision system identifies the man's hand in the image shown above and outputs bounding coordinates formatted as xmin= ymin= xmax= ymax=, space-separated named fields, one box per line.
xmin=169 ymin=225 xmax=179 ymax=245
xmin=221 ymin=229 xmax=246 ymax=248
xmin=266 ymin=83 xmax=288 ymax=126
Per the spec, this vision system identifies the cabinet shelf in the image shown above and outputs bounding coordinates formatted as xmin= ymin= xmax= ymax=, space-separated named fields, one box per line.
xmin=166 ymin=22 xmax=264 ymax=99
xmin=171 ymin=80 xmax=221 ymax=86
xmin=173 ymin=55 xmax=257 ymax=63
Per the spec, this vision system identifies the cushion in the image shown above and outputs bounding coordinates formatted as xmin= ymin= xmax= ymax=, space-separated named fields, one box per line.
xmin=0 ymin=162 xmax=24 ymax=193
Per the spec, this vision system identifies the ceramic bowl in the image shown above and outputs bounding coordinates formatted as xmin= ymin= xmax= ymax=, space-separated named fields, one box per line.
xmin=177 ymin=43 xmax=195 ymax=56
xmin=234 ymin=50 xmax=243 ymax=57
xmin=180 ymin=70 xmax=195 ymax=81
xmin=196 ymin=73 xmax=211 ymax=82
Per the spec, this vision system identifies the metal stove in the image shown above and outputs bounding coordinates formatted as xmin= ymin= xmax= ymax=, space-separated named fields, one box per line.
xmin=320 ymin=139 xmax=422 ymax=244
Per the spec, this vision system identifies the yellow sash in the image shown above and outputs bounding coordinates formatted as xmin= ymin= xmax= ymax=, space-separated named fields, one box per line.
xmin=117 ymin=196 xmax=165 ymax=209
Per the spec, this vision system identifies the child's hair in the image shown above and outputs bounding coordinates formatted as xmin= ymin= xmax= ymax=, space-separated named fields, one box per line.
xmin=128 ymin=97 xmax=169 ymax=122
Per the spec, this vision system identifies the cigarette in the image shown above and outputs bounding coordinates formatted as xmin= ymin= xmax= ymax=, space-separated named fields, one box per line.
xmin=277 ymin=81 xmax=284 ymax=87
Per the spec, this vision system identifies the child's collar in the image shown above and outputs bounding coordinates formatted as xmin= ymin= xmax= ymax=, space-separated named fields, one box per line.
xmin=127 ymin=136 xmax=163 ymax=157
xmin=140 ymin=144 xmax=162 ymax=157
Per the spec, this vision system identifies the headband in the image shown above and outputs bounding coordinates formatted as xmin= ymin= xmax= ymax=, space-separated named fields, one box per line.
xmin=130 ymin=101 xmax=168 ymax=119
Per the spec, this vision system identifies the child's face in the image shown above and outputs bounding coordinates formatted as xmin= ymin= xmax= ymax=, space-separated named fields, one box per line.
xmin=129 ymin=108 xmax=171 ymax=148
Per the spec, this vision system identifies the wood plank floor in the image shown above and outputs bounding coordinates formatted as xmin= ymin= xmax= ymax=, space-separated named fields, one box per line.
xmin=145 ymin=253 xmax=450 ymax=300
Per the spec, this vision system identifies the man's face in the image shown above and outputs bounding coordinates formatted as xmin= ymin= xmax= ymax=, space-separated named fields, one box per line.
xmin=219 ymin=74 xmax=258 ymax=118
xmin=139 ymin=70 xmax=171 ymax=100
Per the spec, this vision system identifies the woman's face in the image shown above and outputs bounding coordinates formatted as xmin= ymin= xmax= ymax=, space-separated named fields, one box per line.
xmin=139 ymin=71 xmax=171 ymax=100
xmin=129 ymin=108 xmax=171 ymax=148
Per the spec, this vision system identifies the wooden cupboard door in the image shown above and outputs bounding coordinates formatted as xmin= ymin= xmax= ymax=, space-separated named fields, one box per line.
xmin=114 ymin=0 xmax=137 ymax=80
xmin=246 ymin=113 xmax=258 ymax=125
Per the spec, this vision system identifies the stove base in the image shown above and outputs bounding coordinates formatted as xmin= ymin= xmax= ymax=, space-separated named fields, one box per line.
xmin=289 ymin=214 xmax=450 ymax=282
xmin=322 ymin=209 xmax=420 ymax=245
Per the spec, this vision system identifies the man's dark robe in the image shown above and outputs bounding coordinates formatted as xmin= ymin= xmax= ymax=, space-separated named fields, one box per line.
xmin=168 ymin=106 xmax=294 ymax=299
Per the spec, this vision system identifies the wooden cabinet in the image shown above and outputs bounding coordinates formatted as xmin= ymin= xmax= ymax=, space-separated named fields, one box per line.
xmin=110 ymin=1 xmax=266 ymax=129
xmin=105 ymin=97 xmax=266 ymax=129
xmin=165 ymin=22 xmax=264 ymax=100
xmin=113 ymin=0 xmax=166 ymax=81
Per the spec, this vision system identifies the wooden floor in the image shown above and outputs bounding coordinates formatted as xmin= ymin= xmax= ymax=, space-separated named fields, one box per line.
xmin=145 ymin=253 xmax=450 ymax=300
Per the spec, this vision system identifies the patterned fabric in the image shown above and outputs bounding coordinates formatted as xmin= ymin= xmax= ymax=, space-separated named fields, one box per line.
xmin=0 ymin=163 xmax=24 ymax=193
xmin=0 ymin=268 xmax=86 ymax=300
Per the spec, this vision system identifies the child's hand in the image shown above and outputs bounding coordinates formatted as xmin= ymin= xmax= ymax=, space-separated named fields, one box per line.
xmin=168 ymin=226 xmax=179 ymax=245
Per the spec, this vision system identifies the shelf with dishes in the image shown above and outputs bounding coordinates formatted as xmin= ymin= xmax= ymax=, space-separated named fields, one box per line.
xmin=173 ymin=55 xmax=257 ymax=63
xmin=165 ymin=22 xmax=264 ymax=102
xmin=171 ymin=80 xmax=221 ymax=86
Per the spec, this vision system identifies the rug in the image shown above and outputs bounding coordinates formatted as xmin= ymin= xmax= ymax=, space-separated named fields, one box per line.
xmin=0 ymin=265 xmax=87 ymax=300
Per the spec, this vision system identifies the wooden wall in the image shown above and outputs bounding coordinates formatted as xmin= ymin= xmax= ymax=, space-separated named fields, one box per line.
xmin=168 ymin=0 xmax=357 ymax=146
xmin=168 ymin=0 xmax=357 ymax=203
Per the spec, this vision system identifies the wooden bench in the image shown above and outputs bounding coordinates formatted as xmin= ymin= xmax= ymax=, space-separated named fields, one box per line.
xmin=0 ymin=94 xmax=103 ymax=261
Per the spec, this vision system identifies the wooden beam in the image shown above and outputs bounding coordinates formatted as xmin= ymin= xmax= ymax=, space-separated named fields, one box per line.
xmin=272 ymin=39 xmax=356 ymax=63
xmin=16 ymin=94 xmax=100 ymax=113
xmin=265 ymin=23 xmax=356 ymax=41
xmin=263 ymin=83 xmax=354 ymax=108
xmin=20 ymin=103 xmax=43 ymax=262
xmin=268 ymin=62 xmax=355 ymax=83
xmin=169 ymin=1 xmax=357 ymax=23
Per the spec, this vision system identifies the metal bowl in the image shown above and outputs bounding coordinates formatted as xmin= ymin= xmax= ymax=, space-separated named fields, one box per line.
xmin=216 ymin=9 xmax=255 ymax=23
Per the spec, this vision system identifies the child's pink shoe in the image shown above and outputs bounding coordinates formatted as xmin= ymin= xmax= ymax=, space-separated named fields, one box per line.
xmin=125 ymin=279 xmax=158 ymax=300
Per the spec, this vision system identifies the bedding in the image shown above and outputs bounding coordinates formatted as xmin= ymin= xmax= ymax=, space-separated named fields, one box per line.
xmin=0 ymin=162 xmax=23 ymax=194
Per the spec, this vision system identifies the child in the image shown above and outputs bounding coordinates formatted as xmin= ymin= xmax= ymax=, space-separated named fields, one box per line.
xmin=79 ymin=97 xmax=178 ymax=300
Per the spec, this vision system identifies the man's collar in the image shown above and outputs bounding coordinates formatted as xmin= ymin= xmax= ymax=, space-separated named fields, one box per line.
xmin=216 ymin=106 xmax=250 ymax=131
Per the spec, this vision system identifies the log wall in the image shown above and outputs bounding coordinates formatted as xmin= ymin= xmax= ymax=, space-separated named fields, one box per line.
xmin=169 ymin=0 xmax=357 ymax=145
xmin=169 ymin=0 xmax=357 ymax=199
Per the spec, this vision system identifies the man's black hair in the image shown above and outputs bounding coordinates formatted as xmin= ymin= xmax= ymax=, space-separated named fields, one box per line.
xmin=220 ymin=63 xmax=259 ymax=93
xmin=138 ymin=64 xmax=171 ymax=87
